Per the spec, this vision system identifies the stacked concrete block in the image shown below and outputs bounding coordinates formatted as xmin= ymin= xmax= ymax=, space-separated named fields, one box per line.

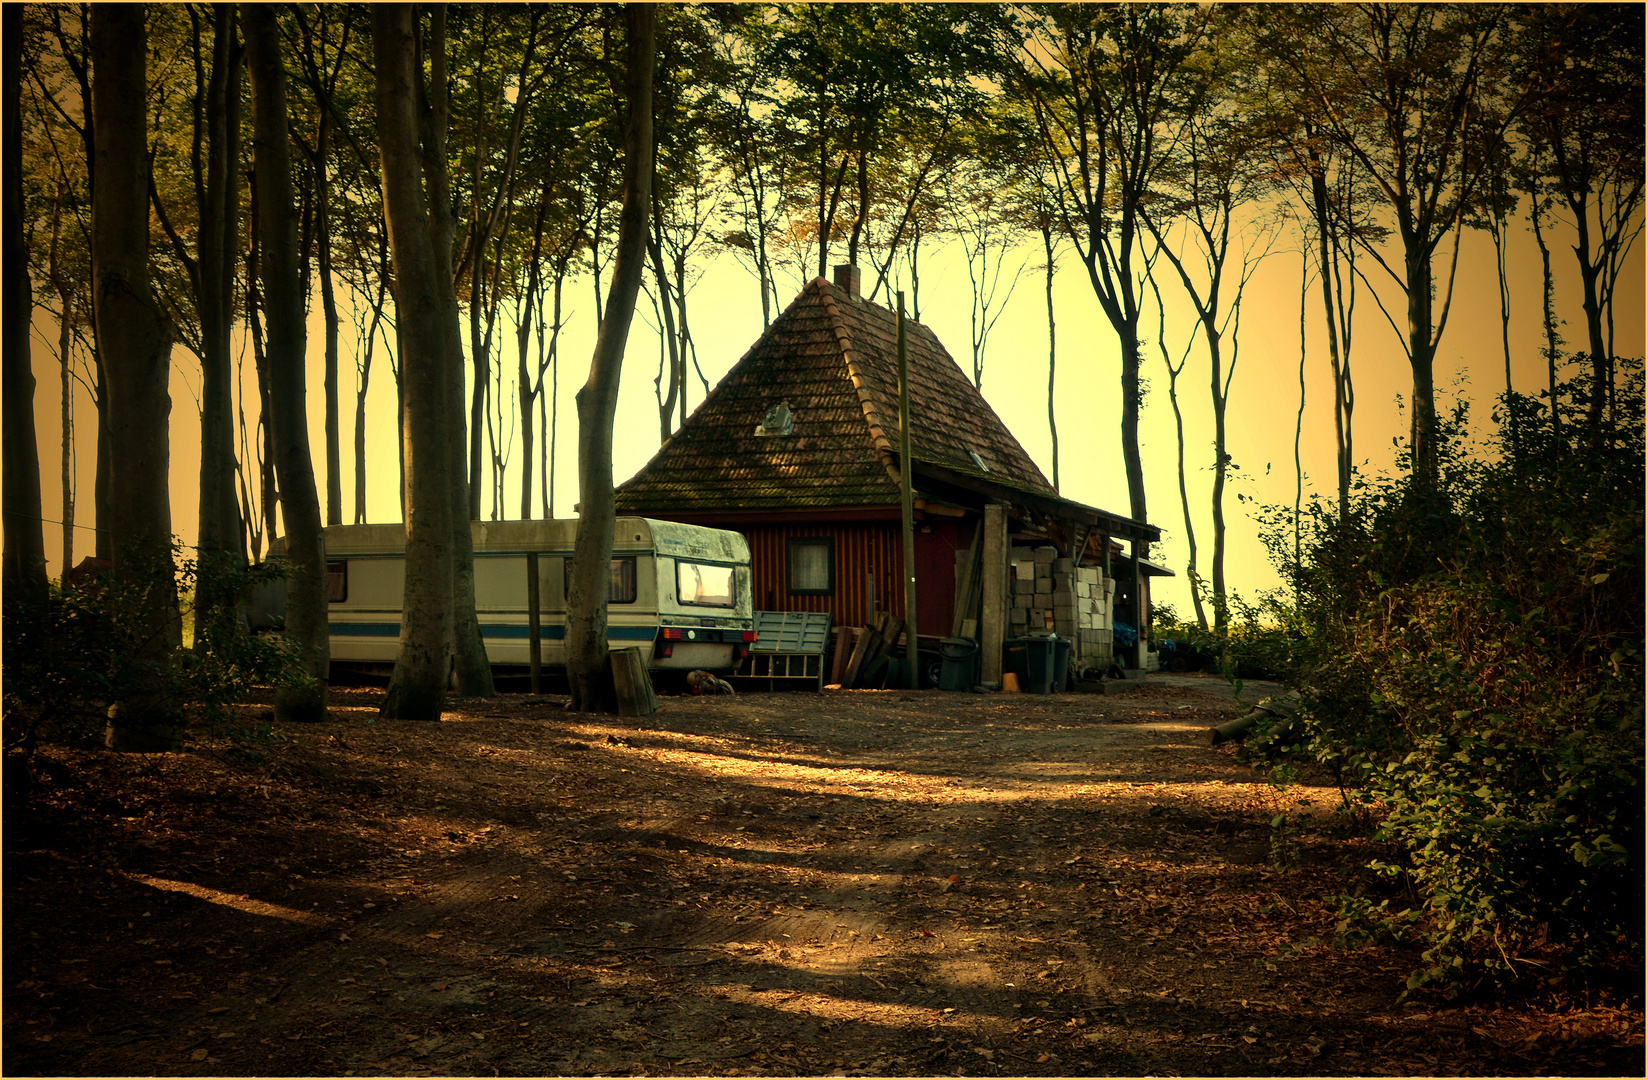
xmin=1008 ymin=547 xmax=1053 ymax=633
xmin=1008 ymin=548 xmax=1030 ymax=630
xmin=1004 ymin=545 xmax=1117 ymax=671
xmin=1072 ymin=564 xmax=1115 ymax=667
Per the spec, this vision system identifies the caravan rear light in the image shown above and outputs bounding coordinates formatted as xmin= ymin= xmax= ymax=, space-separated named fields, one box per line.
xmin=740 ymin=630 xmax=758 ymax=643
xmin=661 ymin=627 xmax=685 ymax=640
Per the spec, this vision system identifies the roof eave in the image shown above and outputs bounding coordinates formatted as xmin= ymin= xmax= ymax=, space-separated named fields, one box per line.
xmin=909 ymin=458 xmax=1160 ymax=544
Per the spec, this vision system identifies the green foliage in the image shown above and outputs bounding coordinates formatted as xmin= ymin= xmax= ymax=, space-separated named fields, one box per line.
xmin=1259 ymin=361 xmax=1645 ymax=997
xmin=1155 ymin=589 xmax=1308 ymax=683
xmin=3 ymin=547 xmax=312 ymax=786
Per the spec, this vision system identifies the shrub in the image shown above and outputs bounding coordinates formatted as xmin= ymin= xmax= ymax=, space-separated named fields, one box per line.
xmin=1263 ymin=361 xmax=1645 ymax=996
xmin=3 ymin=546 xmax=310 ymax=794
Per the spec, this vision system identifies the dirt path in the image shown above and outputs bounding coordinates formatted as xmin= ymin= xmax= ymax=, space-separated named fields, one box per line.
xmin=6 ymin=680 xmax=1640 ymax=1076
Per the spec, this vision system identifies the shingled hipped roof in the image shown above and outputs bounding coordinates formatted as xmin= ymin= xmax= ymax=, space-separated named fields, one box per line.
xmin=616 ymin=276 xmax=1057 ymax=513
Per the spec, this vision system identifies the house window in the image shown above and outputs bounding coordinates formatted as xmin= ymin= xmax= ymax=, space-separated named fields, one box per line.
xmin=564 ymin=557 xmax=637 ymax=604
xmin=788 ymin=537 xmax=834 ymax=595
xmin=326 ymin=561 xmax=348 ymax=603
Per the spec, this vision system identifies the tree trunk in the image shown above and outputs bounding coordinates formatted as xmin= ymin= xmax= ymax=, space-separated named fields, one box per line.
xmin=3 ymin=2 xmax=48 ymax=613
xmin=246 ymin=174 xmax=279 ymax=559
xmin=374 ymin=3 xmax=453 ymax=721
xmin=545 ymin=268 xmax=564 ymax=519
xmin=418 ymin=5 xmax=494 ymax=699
xmin=567 ymin=3 xmax=653 ymax=713
xmin=1405 ymin=249 xmax=1439 ymax=480
xmin=319 ymin=175 xmax=342 ymax=527
xmin=517 ymin=190 xmax=546 ymax=519
xmin=1529 ymin=185 xmax=1562 ymax=435
xmin=1208 ymin=323 xmax=1228 ymax=632
xmin=94 ymin=351 xmax=111 ymax=561
xmin=1576 ymin=244 xmax=1608 ymax=431
xmin=1042 ymin=220 xmax=1059 ymax=491
xmin=90 ymin=3 xmax=184 ymax=750
xmin=1308 ymin=143 xmax=1353 ymax=519
xmin=648 ymin=213 xmax=680 ymax=443
xmin=1146 ymin=269 xmax=1205 ymax=633
xmin=195 ymin=4 xmax=247 ymax=641
xmin=1294 ymin=252 xmax=1307 ymax=590
xmin=246 ymin=1 xmax=328 ymax=724
xmin=57 ymin=290 xmax=74 ymax=584
xmin=354 ymin=271 xmax=385 ymax=524
xmin=1118 ymin=321 xmax=1147 ymax=530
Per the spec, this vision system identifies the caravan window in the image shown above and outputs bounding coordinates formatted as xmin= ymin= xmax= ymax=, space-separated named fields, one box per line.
xmin=564 ymin=556 xmax=637 ymax=604
xmin=676 ymin=561 xmax=735 ymax=608
xmin=326 ymin=561 xmax=348 ymax=603
xmin=609 ymin=557 xmax=636 ymax=603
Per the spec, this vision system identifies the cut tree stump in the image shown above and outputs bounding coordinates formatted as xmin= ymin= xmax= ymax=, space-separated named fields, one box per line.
xmin=611 ymin=647 xmax=659 ymax=717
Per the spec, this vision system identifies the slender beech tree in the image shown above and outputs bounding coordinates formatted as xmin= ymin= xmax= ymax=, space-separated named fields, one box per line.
xmin=1519 ymin=3 xmax=1645 ymax=431
xmin=246 ymin=1 xmax=328 ymax=723
xmin=374 ymin=3 xmax=454 ymax=721
xmin=1003 ymin=4 xmax=1211 ymax=531
xmin=1255 ymin=3 xmax=1525 ymax=484
xmin=1525 ymin=156 xmax=1565 ymax=432
xmin=179 ymin=5 xmax=246 ymax=638
xmin=941 ymin=127 xmax=1029 ymax=392
xmin=46 ymin=188 xmax=78 ymax=583
xmin=418 ymin=5 xmax=495 ymax=699
xmin=706 ymin=15 xmax=784 ymax=329
xmin=1039 ymin=205 xmax=1062 ymax=492
xmin=91 ymin=3 xmax=183 ymax=750
xmin=3 ymin=3 xmax=48 ymax=616
xmin=1145 ymin=266 xmax=1206 ymax=630
xmin=566 ymin=3 xmax=654 ymax=712
xmin=1141 ymin=32 xmax=1280 ymax=630
xmin=289 ymin=4 xmax=357 ymax=529
xmin=30 ymin=6 xmax=110 ymax=562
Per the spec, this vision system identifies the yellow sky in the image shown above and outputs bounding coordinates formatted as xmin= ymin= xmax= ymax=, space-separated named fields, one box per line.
xmin=28 ymin=211 xmax=1644 ymax=620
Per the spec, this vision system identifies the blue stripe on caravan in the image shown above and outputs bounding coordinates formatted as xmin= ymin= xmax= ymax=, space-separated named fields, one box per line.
xmin=330 ymin=623 xmax=401 ymax=636
xmin=480 ymin=625 xmax=656 ymax=641
xmin=480 ymin=624 xmax=567 ymax=640
xmin=334 ymin=622 xmax=657 ymax=642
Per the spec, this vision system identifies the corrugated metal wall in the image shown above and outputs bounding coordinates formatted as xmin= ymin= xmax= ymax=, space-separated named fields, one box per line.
xmin=743 ymin=521 xmax=910 ymax=630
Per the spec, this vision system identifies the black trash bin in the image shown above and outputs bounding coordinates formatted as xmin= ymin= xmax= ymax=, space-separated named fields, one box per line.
xmin=938 ymin=637 xmax=979 ymax=692
xmin=1051 ymin=636 xmax=1071 ymax=693
xmin=1011 ymin=634 xmax=1060 ymax=694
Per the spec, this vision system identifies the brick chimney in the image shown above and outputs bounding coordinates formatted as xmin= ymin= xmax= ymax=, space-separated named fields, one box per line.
xmin=832 ymin=263 xmax=861 ymax=299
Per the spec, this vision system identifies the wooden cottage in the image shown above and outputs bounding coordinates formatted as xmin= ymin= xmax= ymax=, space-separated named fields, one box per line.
xmin=615 ymin=265 xmax=1165 ymax=681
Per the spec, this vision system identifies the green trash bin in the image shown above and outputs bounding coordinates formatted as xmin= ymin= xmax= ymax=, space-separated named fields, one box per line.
xmin=939 ymin=637 xmax=978 ymax=691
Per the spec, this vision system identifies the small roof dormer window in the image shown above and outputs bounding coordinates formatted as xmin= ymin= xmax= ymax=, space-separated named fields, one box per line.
xmin=755 ymin=402 xmax=794 ymax=437
xmin=968 ymin=450 xmax=991 ymax=473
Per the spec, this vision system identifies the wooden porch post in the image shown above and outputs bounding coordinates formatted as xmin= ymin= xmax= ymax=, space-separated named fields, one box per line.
xmin=1131 ymin=538 xmax=1146 ymax=669
xmin=980 ymin=502 xmax=1008 ymax=686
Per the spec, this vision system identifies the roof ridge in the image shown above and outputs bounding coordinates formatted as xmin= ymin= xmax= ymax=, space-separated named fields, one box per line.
xmin=817 ymin=278 xmax=904 ymax=490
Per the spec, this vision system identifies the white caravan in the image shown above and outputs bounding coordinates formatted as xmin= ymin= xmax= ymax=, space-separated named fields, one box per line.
xmin=289 ymin=517 xmax=754 ymax=675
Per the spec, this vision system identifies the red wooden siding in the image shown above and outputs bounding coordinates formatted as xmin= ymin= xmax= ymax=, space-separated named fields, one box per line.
xmin=740 ymin=519 xmax=971 ymax=632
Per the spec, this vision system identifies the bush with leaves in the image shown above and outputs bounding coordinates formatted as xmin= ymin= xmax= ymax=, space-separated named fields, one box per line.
xmin=1263 ymin=361 xmax=1644 ymax=997
xmin=3 ymin=546 xmax=314 ymax=795
xmin=1154 ymin=591 xmax=1307 ymax=683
